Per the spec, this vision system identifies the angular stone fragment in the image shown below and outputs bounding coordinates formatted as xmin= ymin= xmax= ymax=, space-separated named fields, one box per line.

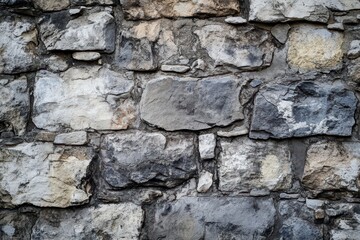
xmin=271 ymin=24 xmax=291 ymax=44
xmin=195 ymin=24 xmax=274 ymax=70
xmin=0 ymin=142 xmax=93 ymax=208
xmin=161 ymin=64 xmax=190 ymax=73
xmin=39 ymin=8 xmax=115 ymax=52
xmin=72 ymin=52 xmax=101 ymax=61
xmin=33 ymin=0 xmax=70 ymax=11
xmin=120 ymin=0 xmax=240 ymax=20
xmin=348 ymin=40 xmax=360 ymax=59
xmin=219 ymin=137 xmax=292 ymax=192
xmin=197 ymin=170 xmax=213 ymax=193
xmin=302 ymin=141 xmax=360 ymax=194
xmin=140 ymin=76 xmax=243 ymax=131
xmin=199 ymin=133 xmax=216 ymax=160
xmin=0 ymin=77 xmax=29 ymax=136
xmin=100 ymin=131 xmax=197 ymax=189
xmin=33 ymin=66 xmax=135 ymax=131
xmin=147 ymin=197 xmax=276 ymax=239
xmin=54 ymin=131 xmax=88 ymax=145
xmin=287 ymin=25 xmax=344 ymax=71
xmin=0 ymin=16 xmax=39 ymax=74
xmin=250 ymin=81 xmax=357 ymax=139
xmin=31 ymin=203 xmax=143 ymax=239
xmin=225 ymin=16 xmax=247 ymax=24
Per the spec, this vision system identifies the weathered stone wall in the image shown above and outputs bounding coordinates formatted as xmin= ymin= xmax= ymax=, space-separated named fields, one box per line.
xmin=1 ymin=0 xmax=360 ymax=239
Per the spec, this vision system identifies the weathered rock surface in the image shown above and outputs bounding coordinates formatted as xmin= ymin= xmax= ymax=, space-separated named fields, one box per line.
xmin=31 ymin=203 xmax=143 ymax=239
xmin=0 ymin=210 xmax=37 ymax=239
xmin=54 ymin=131 xmax=88 ymax=145
xmin=0 ymin=16 xmax=38 ymax=74
xmin=100 ymin=131 xmax=197 ymax=189
xmin=302 ymin=141 xmax=360 ymax=194
xmin=287 ymin=25 xmax=344 ymax=71
xmin=197 ymin=171 xmax=213 ymax=193
xmin=120 ymin=0 xmax=240 ymax=20
xmin=72 ymin=52 xmax=101 ymax=61
xmin=72 ymin=0 xmax=115 ymax=5
xmin=33 ymin=0 xmax=70 ymax=11
xmin=140 ymin=76 xmax=243 ymax=131
xmin=33 ymin=66 xmax=135 ymax=131
xmin=199 ymin=133 xmax=216 ymax=160
xmin=0 ymin=142 xmax=93 ymax=208
xmin=250 ymin=81 xmax=357 ymax=139
xmin=219 ymin=137 xmax=292 ymax=192
xmin=39 ymin=8 xmax=115 ymax=52
xmin=147 ymin=197 xmax=276 ymax=239
xmin=348 ymin=40 xmax=360 ymax=59
xmin=0 ymin=76 xmax=29 ymax=136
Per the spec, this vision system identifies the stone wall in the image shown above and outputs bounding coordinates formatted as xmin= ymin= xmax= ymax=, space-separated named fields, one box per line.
xmin=1 ymin=0 xmax=360 ymax=239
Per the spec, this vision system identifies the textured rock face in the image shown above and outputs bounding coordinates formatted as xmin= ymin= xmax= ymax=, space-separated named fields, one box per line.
xmin=33 ymin=0 xmax=70 ymax=11
xmin=0 ymin=211 xmax=37 ymax=239
xmin=0 ymin=16 xmax=38 ymax=74
xmin=250 ymin=82 xmax=357 ymax=139
xmin=33 ymin=66 xmax=135 ymax=131
xmin=140 ymin=76 xmax=243 ymax=131
xmin=287 ymin=25 xmax=344 ymax=71
xmin=100 ymin=131 xmax=197 ymax=189
xmin=302 ymin=141 xmax=360 ymax=194
xmin=31 ymin=204 xmax=143 ymax=240
xmin=147 ymin=197 xmax=276 ymax=239
xmin=219 ymin=137 xmax=292 ymax=192
xmin=0 ymin=142 xmax=93 ymax=208
xmin=0 ymin=77 xmax=29 ymax=136
xmin=39 ymin=8 xmax=115 ymax=52
xmin=120 ymin=0 xmax=240 ymax=20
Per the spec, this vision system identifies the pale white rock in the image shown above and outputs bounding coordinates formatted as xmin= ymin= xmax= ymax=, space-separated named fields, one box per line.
xmin=219 ymin=137 xmax=292 ymax=192
xmin=44 ymin=55 xmax=69 ymax=72
xmin=198 ymin=133 xmax=216 ymax=160
xmin=218 ymin=125 xmax=249 ymax=137
xmin=33 ymin=0 xmax=70 ymax=11
xmin=348 ymin=40 xmax=360 ymax=59
xmin=225 ymin=16 xmax=247 ymax=24
xmin=33 ymin=66 xmax=135 ymax=131
xmin=306 ymin=199 xmax=325 ymax=210
xmin=327 ymin=22 xmax=345 ymax=31
xmin=0 ymin=142 xmax=93 ymax=208
xmin=54 ymin=131 xmax=88 ymax=145
xmin=197 ymin=171 xmax=213 ymax=193
xmin=161 ymin=64 xmax=190 ymax=73
xmin=72 ymin=51 xmax=101 ymax=61
xmin=69 ymin=8 xmax=82 ymax=15
xmin=31 ymin=203 xmax=144 ymax=239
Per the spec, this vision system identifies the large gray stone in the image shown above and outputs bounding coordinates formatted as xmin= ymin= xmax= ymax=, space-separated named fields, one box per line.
xmin=0 ymin=16 xmax=39 ymax=74
xmin=33 ymin=66 xmax=135 ymax=131
xmin=39 ymin=8 xmax=115 ymax=52
xmin=100 ymin=131 xmax=197 ymax=189
xmin=0 ymin=76 xmax=29 ymax=136
xmin=219 ymin=137 xmax=292 ymax=192
xmin=147 ymin=197 xmax=276 ymax=239
xmin=250 ymin=81 xmax=357 ymax=139
xmin=31 ymin=203 xmax=143 ymax=240
xmin=0 ymin=210 xmax=37 ymax=240
xmin=0 ymin=142 xmax=94 ymax=208
xmin=140 ymin=76 xmax=243 ymax=131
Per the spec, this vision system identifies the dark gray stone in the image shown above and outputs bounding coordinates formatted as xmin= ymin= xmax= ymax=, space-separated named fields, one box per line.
xmin=0 ymin=210 xmax=37 ymax=240
xmin=250 ymin=81 xmax=358 ymax=139
xmin=280 ymin=217 xmax=323 ymax=240
xmin=100 ymin=131 xmax=197 ymax=189
xmin=140 ymin=76 xmax=244 ymax=131
xmin=147 ymin=197 xmax=276 ymax=240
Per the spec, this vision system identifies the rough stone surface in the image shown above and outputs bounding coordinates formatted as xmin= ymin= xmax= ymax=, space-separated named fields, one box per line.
xmin=348 ymin=40 xmax=360 ymax=59
xmin=33 ymin=66 xmax=135 ymax=131
xmin=271 ymin=24 xmax=291 ymax=44
xmin=39 ymin=8 xmax=115 ymax=52
xmin=0 ymin=76 xmax=29 ymax=136
xmin=72 ymin=52 xmax=101 ymax=61
xmin=0 ymin=142 xmax=93 ymax=208
xmin=72 ymin=0 xmax=115 ymax=5
xmin=199 ymin=133 xmax=216 ymax=160
xmin=147 ymin=197 xmax=276 ymax=239
xmin=219 ymin=137 xmax=292 ymax=192
xmin=287 ymin=25 xmax=344 ymax=71
xmin=0 ymin=16 xmax=38 ymax=74
xmin=100 ymin=131 xmax=197 ymax=189
xmin=33 ymin=0 xmax=70 ymax=11
xmin=140 ymin=76 xmax=243 ymax=131
xmin=161 ymin=64 xmax=190 ymax=73
xmin=0 ymin=211 xmax=37 ymax=240
xmin=302 ymin=141 xmax=360 ymax=194
xmin=217 ymin=125 xmax=249 ymax=137
xmin=54 ymin=131 xmax=88 ymax=145
xmin=225 ymin=16 xmax=247 ymax=24
xmin=197 ymin=170 xmax=213 ymax=193
xmin=250 ymin=81 xmax=357 ymax=139
xmin=31 ymin=204 xmax=143 ymax=239
xmin=120 ymin=0 xmax=240 ymax=20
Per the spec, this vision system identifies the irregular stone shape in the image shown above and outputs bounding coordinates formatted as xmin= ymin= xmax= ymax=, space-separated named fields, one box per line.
xmin=0 ymin=210 xmax=37 ymax=240
xmin=33 ymin=0 xmax=70 ymax=11
xmin=327 ymin=22 xmax=344 ymax=31
xmin=161 ymin=64 xmax=190 ymax=73
xmin=195 ymin=24 xmax=274 ymax=70
xmin=140 ymin=76 xmax=243 ymax=131
xmin=0 ymin=142 xmax=93 ymax=208
xmin=100 ymin=131 xmax=197 ymax=189
xmin=39 ymin=8 xmax=115 ymax=52
xmin=249 ymin=0 xmax=360 ymax=23
xmin=199 ymin=133 xmax=216 ymax=160
xmin=271 ymin=24 xmax=291 ymax=44
xmin=0 ymin=77 xmax=29 ymax=135
xmin=33 ymin=66 xmax=135 ymax=131
xmin=302 ymin=141 xmax=360 ymax=193
xmin=348 ymin=40 xmax=360 ymax=59
xmin=31 ymin=203 xmax=143 ymax=239
xmin=72 ymin=0 xmax=115 ymax=5
xmin=219 ymin=137 xmax=292 ymax=192
xmin=197 ymin=170 xmax=213 ymax=193
xmin=147 ymin=197 xmax=276 ymax=239
xmin=349 ymin=59 xmax=360 ymax=84
xmin=217 ymin=125 xmax=248 ymax=137
xmin=0 ymin=0 xmax=32 ymax=7
xmin=287 ymin=25 xmax=344 ymax=71
xmin=250 ymin=81 xmax=357 ymax=139
xmin=0 ymin=16 xmax=38 ymax=74
xmin=44 ymin=55 xmax=69 ymax=72
xmin=120 ymin=0 xmax=240 ymax=20
xmin=225 ymin=16 xmax=247 ymax=24
xmin=72 ymin=51 xmax=101 ymax=61
xmin=54 ymin=131 xmax=88 ymax=145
